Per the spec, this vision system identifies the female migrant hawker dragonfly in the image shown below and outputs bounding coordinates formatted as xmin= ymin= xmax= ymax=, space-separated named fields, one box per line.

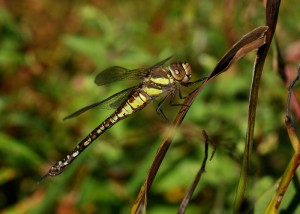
xmin=39 ymin=56 xmax=199 ymax=182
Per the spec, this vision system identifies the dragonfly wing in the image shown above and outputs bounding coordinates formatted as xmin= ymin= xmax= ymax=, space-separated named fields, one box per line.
xmin=94 ymin=56 xmax=173 ymax=86
xmin=63 ymin=86 xmax=138 ymax=120
xmin=94 ymin=66 xmax=147 ymax=86
xmin=149 ymin=56 xmax=173 ymax=69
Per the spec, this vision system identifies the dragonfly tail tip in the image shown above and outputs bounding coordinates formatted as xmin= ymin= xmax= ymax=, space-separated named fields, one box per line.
xmin=37 ymin=172 xmax=50 ymax=185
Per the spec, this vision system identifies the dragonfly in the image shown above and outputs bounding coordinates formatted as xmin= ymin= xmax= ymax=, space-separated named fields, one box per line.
xmin=39 ymin=56 xmax=201 ymax=183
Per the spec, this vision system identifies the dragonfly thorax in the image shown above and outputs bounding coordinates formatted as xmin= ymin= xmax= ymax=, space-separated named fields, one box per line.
xmin=168 ymin=62 xmax=191 ymax=83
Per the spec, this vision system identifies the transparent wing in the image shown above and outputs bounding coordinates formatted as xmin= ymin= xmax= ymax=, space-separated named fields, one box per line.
xmin=149 ymin=55 xmax=172 ymax=69
xmin=94 ymin=67 xmax=147 ymax=86
xmin=94 ymin=56 xmax=173 ymax=86
xmin=63 ymin=86 xmax=138 ymax=120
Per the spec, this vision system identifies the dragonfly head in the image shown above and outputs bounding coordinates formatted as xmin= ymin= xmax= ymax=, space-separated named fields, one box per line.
xmin=169 ymin=62 xmax=191 ymax=83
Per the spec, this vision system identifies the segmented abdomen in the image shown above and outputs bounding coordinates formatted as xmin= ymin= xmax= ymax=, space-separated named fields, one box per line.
xmin=44 ymin=71 xmax=175 ymax=178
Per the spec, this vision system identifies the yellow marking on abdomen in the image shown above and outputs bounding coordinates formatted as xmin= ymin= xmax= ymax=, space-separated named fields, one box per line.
xmin=116 ymin=108 xmax=127 ymax=117
xmin=104 ymin=118 xmax=112 ymax=127
xmin=143 ymin=87 xmax=163 ymax=96
xmin=111 ymin=113 xmax=119 ymax=121
xmin=129 ymin=95 xmax=145 ymax=109
xmin=96 ymin=125 xmax=105 ymax=134
xmin=138 ymin=92 xmax=147 ymax=102
xmin=123 ymin=103 xmax=134 ymax=113
xmin=116 ymin=103 xmax=133 ymax=118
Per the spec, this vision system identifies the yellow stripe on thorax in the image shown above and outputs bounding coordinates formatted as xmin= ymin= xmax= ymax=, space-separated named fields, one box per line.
xmin=150 ymin=77 xmax=172 ymax=85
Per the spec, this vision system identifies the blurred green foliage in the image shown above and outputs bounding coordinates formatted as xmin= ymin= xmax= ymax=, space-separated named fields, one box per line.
xmin=0 ymin=0 xmax=300 ymax=214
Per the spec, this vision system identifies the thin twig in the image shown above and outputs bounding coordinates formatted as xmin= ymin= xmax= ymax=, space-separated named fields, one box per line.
xmin=177 ymin=130 xmax=216 ymax=214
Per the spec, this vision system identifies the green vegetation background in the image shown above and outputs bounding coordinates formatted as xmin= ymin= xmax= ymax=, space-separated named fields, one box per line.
xmin=0 ymin=1 xmax=299 ymax=213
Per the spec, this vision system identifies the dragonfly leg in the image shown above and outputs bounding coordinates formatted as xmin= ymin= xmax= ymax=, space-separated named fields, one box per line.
xmin=156 ymin=93 xmax=172 ymax=121
xmin=182 ymin=76 xmax=207 ymax=87
xmin=178 ymin=87 xmax=189 ymax=100
xmin=169 ymin=88 xmax=189 ymax=107
xmin=178 ymin=87 xmax=184 ymax=99
xmin=156 ymin=91 xmax=189 ymax=121
xmin=177 ymin=77 xmax=207 ymax=100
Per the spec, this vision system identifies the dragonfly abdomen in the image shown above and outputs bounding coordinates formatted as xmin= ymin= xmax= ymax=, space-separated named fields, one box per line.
xmin=114 ymin=90 xmax=150 ymax=119
xmin=40 ymin=91 xmax=151 ymax=179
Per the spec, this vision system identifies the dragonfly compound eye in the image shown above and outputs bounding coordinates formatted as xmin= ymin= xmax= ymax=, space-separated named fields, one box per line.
xmin=169 ymin=62 xmax=191 ymax=83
